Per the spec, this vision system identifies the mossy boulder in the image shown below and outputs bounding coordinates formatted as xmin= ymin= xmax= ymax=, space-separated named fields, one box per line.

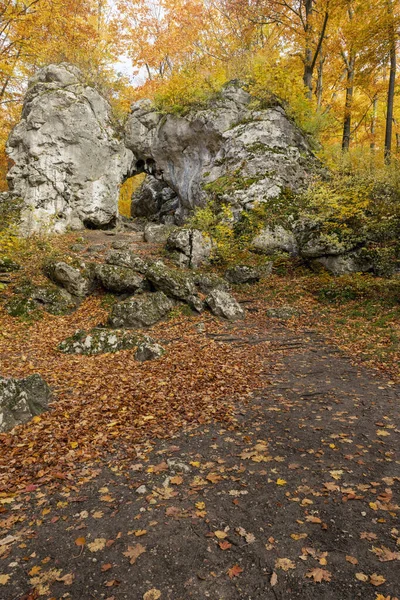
xmin=146 ymin=260 xmax=204 ymax=312
xmin=44 ymin=260 xmax=95 ymax=297
xmin=108 ymin=291 xmax=174 ymax=329
xmin=0 ymin=257 xmax=21 ymax=273
xmin=58 ymin=328 xmax=144 ymax=355
xmin=105 ymin=249 xmax=149 ymax=274
xmin=0 ymin=374 xmax=50 ymax=433
xmin=95 ymin=264 xmax=148 ymax=294
xmin=5 ymin=283 xmax=79 ymax=317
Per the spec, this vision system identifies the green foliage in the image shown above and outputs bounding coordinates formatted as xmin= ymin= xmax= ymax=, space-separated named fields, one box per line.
xmin=314 ymin=274 xmax=400 ymax=306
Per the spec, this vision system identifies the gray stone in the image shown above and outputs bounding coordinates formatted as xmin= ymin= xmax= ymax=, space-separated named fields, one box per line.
xmin=314 ymin=253 xmax=371 ymax=276
xmin=135 ymin=339 xmax=165 ymax=361
xmin=108 ymin=291 xmax=174 ymax=329
xmin=30 ymin=285 xmax=78 ymax=315
xmin=105 ymin=249 xmax=148 ymax=274
xmin=146 ymin=261 xmax=204 ymax=312
xmin=206 ymin=289 xmax=244 ymax=321
xmin=224 ymin=265 xmax=260 ymax=284
xmin=111 ymin=239 xmax=130 ymax=250
xmin=252 ymin=225 xmax=298 ymax=255
xmin=86 ymin=244 xmax=106 ymax=253
xmin=0 ymin=374 xmax=51 ymax=433
xmin=194 ymin=273 xmax=229 ymax=294
xmin=6 ymin=63 xmax=133 ymax=234
xmin=131 ymin=175 xmax=179 ymax=223
xmin=144 ymin=223 xmax=175 ymax=243
xmin=44 ymin=261 xmax=94 ymax=297
xmin=266 ymin=306 xmax=300 ymax=319
xmin=95 ymin=264 xmax=147 ymax=294
xmin=58 ymin=328 xmax=143 ymax=355
xmin=166 ymin=228 xmax=213 ymax=268
xmin=124 ymin=82 xmax=319 ymax=219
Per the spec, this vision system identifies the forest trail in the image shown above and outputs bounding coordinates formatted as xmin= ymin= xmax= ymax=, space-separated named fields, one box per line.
xmin=1 ymin=312 xmax=399 ymax=600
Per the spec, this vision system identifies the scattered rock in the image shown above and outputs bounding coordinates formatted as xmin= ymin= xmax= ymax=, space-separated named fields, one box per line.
xmin=224 ymin=265 xmax=260 ymax=284
xmin=0 ymin=374 xmax=51 ymax=433
xmin=144 ymin=223 xmax=175 ymax=244
xmin=131 ymin=175 xmax=179 ymax=223
xmin=194 ymin=273 xmax=230 ymax=294
xmin=58 ymin=328 xmax=143 ymax=355
xmin=167 ymin=458 xmax=191 ymax=473
xmin=6 ymin=63 xmax=133 ymax=234
xmin=95 ymin=264 xmax=148 ymax=294
xmin=206 ymin=289 xmax=244 ymax=321
xmin=146 ymin=261 xmax=204 ymax=312
xmin=44 ymin=261 xmax=94 ymax=297
xmin=266 ymin=307 xmax=300 ymax=319
xmin=314 ymin=253 xmax=371 ymax=276
xmin=252 ymin=225 xmax=298 ymax=255
xmin=108 ymin=291 xmax=174 ymax=329
xmin=135 ymin=339 xmax=165 ymax=362
xmin=166 ymin=229 xmax=213 ymax=268
xmin=111 ymin=239 xmax=130 ymax=250
xmin=105 ymin=249 xmax=148 ymax=274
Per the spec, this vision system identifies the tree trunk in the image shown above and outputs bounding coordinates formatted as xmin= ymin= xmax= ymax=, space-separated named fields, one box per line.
xmin=370 ymin=96 xmax=378 ymax=151
xmin=384 ymin=0 xmax=397 ymax=163
xmin=342 ymin=53 xmax=356 ymax=151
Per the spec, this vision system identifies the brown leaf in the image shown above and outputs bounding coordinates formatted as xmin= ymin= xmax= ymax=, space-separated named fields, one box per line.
xmin=123 ymin=544 xmax=146 ymax=565
xmin=218 ymin=541 xmax=232 ymax=551
xmin=345 ymin=555 xmax=358 ymax=565
xmin=74 ymin=536 xmax=86 ymax=547
xmin=143 ymin=589 xmax=161 ymax=600
xmin=370 ymin=573 xmax=386 ymax=587
xmin=270 ymin=572 xmax=278 ymax=587
xmin=101 ymin=563 xmax=112 ymax=572
xmin=275 ymin=558 xmax=296 ymax=572
xmin=227 ymin=564 xmax=243 ymax=579
xmin=305 ymin=568 xmax=332 ymax=583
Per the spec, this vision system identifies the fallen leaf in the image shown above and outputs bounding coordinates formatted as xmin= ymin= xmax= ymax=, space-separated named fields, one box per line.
xmin=123 ymin=544 xmax=146 ymax=565
xmin=305 ymin=568 xmax=332 ymax=583
xmin=276 ymin=478 xmax=287 ymax=486
xmin=134 ymin=530 xmax=147 ymax=537
xmin=143 ymin=589 xmax=161 ymax=600
xmin=275 ymin=558 xmax=296 ymax=571
xmin=102 ymin=563 xmax=112 ymax=572
xmin=0 ymin=574 xmax=10 ymax=585
xmin=227 ymin=564 xmax=243 ymax=579
xmin=219 ymin=541 xmax=232 ymax=551
xmin=355 ymin=572 xmax=369 ymax=582
xmin=215 ymin=531 xmax=227 ymax=540
xmin=370 ymin=574 xmax=386 ymax=587
xmin=270 ymin=572 xmax=278 ymax=587
xmin=88 ymin=538 xmax=107 ymax=552
xmin=291 ymin=533 xmax=308 ymax=541
xmin=57 ymin=573 xmax=74 ymax=585
xmin=346 ymin=555 xmax=358 ymax=565
xmin=75 ymin=536 xmax=86 ymax=547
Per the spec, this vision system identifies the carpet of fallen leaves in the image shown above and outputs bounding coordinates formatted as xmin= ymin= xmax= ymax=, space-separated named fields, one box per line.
xmin=0 ymin=297 xmax=270 ymax=493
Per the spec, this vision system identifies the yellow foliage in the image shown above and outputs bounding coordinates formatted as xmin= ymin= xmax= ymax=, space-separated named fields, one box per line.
xmin=118 ymin=174 xmax=146 ymax=218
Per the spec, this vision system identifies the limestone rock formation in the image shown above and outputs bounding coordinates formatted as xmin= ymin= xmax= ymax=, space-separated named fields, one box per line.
xmin=108 ymin=291 xmax=174 ymax=329
xmin=6 ymin=63 xmax=132 ymax=234
xmin=124 ymin=82 xmax=319 ymax=220
xmin=131 ymin=175 xmax=179 ymax=223
xmin=58 ymin=328 xmax=143 ymax=355
xmin=206 ymin=289 xmax=245 ymax=321
xmin=146 ymin=261 xmax=204 ymax=312
xmin=224 ymin=265 xmax=260 ymax=285
xmin=44 ymin=260 xmax=95 ymax=297
xmin=135 ymin=339 xmax=165 ymax=362
xmin=0 ymin=374 xmax=51 ymax=433
xmin=166 ymin=229 xmax=213 ymax=268
xmin=95 ymin=264 xmax=148 ymax=294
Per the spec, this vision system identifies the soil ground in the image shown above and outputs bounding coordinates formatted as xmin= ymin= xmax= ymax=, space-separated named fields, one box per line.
xmin=0 ymin=231 xmax=399 ymax=599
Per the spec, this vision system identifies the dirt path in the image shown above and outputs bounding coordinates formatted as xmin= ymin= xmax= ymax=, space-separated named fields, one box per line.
xmin=1 ymin=321 xmax=399 ymax=600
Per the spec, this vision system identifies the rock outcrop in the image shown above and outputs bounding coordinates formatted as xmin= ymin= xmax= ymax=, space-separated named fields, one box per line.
xmin=166 ymin=229 xmax=213 ymax=268
xmin=0 ymin=374 xmax=51 ymax=433
xmin=206 ymin=290 xmax=245 ymax=321
xmin=124 ymin=82 xmax=319 ymax=220
xmin=6 ymin=63 xmax=132 ymax=234
xmin=58 ymin=328 xmax=144 ymax=355
xmin=108 ymin=291 xmax=174 ymax=329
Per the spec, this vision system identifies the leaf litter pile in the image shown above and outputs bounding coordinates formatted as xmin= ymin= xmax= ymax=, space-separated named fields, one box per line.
xmin=0 ymin=297 xmax=267 ymax=492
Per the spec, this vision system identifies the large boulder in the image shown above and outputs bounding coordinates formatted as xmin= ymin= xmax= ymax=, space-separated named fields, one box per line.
xmin=224 ymin=265 xmax=260 ymax=284
xmin=108 ymin=291 xmax=174 ymax=329
xmin=166 ymin=229 xmax=213 ymax=268
xmin=206 ymin=289 xmax=245 ymax=321
xmin=105 ymin=249 xmax=148 ymax=274
xmin=5 ymin=63 xmax=132 ymax=234
xmin=0 ymin=374 xmax=50 ymax=433
xmin=131 ymin=175 xmax=179 ymax=223
xmin=58 ymin=328 xmax=144 ymax=355
xmin=144 ymin=223 xmax=175 ymax=243
xmin=135 ymin=339 xmax=165 ymax=362
xmin=124 ymin=82 xmax=319 ymax=219
xmin=95 ymin=264 xmax=148 ymax=294
xmin=146 ymin=261 xmax=204 ymax=312
xmin=44 ymin=260 xmax=94 ymax=297
xmin=252 ymin=225 xmax=299 ymax=255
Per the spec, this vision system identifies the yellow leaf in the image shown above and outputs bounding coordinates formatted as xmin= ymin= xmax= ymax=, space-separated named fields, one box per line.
xmin=276 ymin=479 xmax=287 ymax=486
xmin=195 ymin=502 xmax=205 ymax=510
xmin=28 ymin=566 xmax=41 ymax=576
xmin=190 ymin=461 xmax=201 ymax=468
xmin=88 ymin=538 xmax=106 ymax=552
xmin=291 ymin=533 xmax=307 ymax=540
xmin=0 ymin=574 xmax=10 ymax=585
xmin=32 ymin=416 xmax=42 ymax=424
xmin=134 ymin=530 xmax=147 ymax=537
xmin=70 ymin=441 xmax=78 ymax=449
xmin=215 ymin=531 xmax=227 ymax=539
xmin=143 ymin=589 xmax=161 ymax=600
